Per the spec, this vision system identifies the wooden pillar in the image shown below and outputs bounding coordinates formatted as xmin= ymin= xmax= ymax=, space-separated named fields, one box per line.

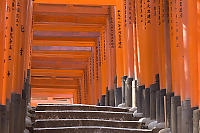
xmin=182 ymin=0 xmax=191 ymax=101
xmin=88 ymin=57 xmax=93 ymax=104
xmin=24 ymin=0 xmax=33 ymax=78
xmin=122 ymin=0 xmax=128 ymax=76
xmin=134 ymin=0 xmax=139 ymax=81
xmin=163 ymin=0 xmax=173 ymax=92
xmin=169 ymin=0 xmax=182 ymax=96
xmin=81 ymin=72 xmax=85 ymax=104
xmin=91 ymin=51 xmax=95 ymax=104
xmin=197 ymin=0 xmax=200 ymax=108
xmin=12 ymin=0 xmax=22 ymax=94
xmin=98 ymin=36 xmax=102 ymax=100
xmin=186 ymin=0 xmax=198 ymax=107
xmin=135 ymin=0 xmax=144 ymax=85
xmin=100 ymin=30 xmax=107 ymax=95
xmin=136 ymin=0 xmax=155 ymax=87
xmin=115 ymin=0 xmax=124 ymax=87
xmin=0 ymin=0 xmax=7 ymax=104
xmin=93 ymin=43 xmax=99 ymax=104
xmin=156 ymin=0 xmax=166 ymax=89
xmin=105 ymin=17 xmax=111 ymax=91
xmin=3 ymin=0 xmax=13 ymax=104
xmin=108 ymin=7 xmax=116 ymax=90
xmin=151 ymin=0 xmax=161 ymax=84
xmin=126 ymin=0 xmax=134 ymax=78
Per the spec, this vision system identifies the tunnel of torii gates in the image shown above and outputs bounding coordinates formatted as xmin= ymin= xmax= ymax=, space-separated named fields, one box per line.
xmin=0 ymin=0 xmax=200 ymax=132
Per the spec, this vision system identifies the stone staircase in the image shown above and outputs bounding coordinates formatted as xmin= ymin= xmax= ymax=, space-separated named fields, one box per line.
xmin=33 ymin=104 xmax=159 ymax=133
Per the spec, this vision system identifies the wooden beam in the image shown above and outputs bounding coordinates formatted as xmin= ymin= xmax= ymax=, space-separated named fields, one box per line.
xmin=33 ymin=0 xmax=116 ymax=6
xmin=32 ymin=57 xmax=89 ymax=62
xmin=32 ymin=50 xmax=92 ymax=57
xmin=32 ymin=40 xmax=96 ymax=47
xmin=31 ymin=89 xmax=77 ymax=100
xmin=33 ymin=37 xmax=97 ymax=42
xmin=32 ymin=88 xmax=78 ymax=93
xmin=33 ymin=14 xmax=107 ymax=24
xmin=33 ymin=4 xmax=109 ymax=15
xmin=31 ymin=69 xmax=84 ymax=77
xmin=31 ymin=78 xmax=79 ymax=85
xmin=31 ymin=61 xmax=88 ymax=70
xmin=33 ymin=23 xmax=103 ymax=32
xmin=31 ymin=84 xmax=79 ymax=89
xmin=31 ymin=93 xmax=74 ymax=98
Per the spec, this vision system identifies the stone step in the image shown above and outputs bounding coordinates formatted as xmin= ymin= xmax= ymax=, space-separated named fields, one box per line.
xmin=34 ymin=126 xmax=153 ymax=133
xmin=35 ymin=110 xmax=140 ymax=121
xmin=34 ymin=119 xmax=142 ymax=129
xmin=36 ymin=104 xmax=129 ymax=112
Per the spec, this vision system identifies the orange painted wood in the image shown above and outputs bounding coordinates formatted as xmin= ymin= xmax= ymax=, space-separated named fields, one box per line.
xmin=108 ymin=7 xmax=116 ymax=90
xmin=31 ymin=69 xmax=84 ymax=77
xmin=135 ymin=0 xmax=144 ymax=85
xmin=93 ymin=46 xmax=99 ymax=104
xmin=12 ymin=0 xmax=23 ymax=94
xmin=115 ymin=0 xmax=124 ymax=87
xmin=3 ymin=0 xmax=13 ymax=103
xmin=34 ymin=14 xmax=107 ymax=24
xmin=33 ymin=0 xmax=116 ymax=6
xmin=33 ymin=4 xmax=109 ymax=15
xmin=133 ymin=0 xmax=139 ymax=80
xmin=33 ymin=37 xmax=97 ymax=42
xmin=197 ymin=0 xmax=200 ymax=108
xmin=24 ymin=0 xmax=33 ymax=77
xmin=100 ymin=31 xmax=107 ymax=95
xmin=0 ymin=0 xmax=7 ymax=104
xmin=169 ymin=0 xmax=181 ymax=96
xmin=32 ymin=40 xmax=96 ymax=47
xmin=126 ymin=0 xmax=134 ymax=78
xmin=187 ymin=0 xmax=198 ymax=106
xmin=33 ymin=23 xmax=103 ymax=32
xmin=122 ymin=0 xmax=128 ymax=76
xmin=155 ymin=0 xmax=165 ymax=89
xmin=163 ymin=0 xmax=172 ymax=92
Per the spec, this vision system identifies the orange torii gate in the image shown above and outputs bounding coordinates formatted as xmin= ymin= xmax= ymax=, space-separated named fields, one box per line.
xmin=0 ymin=0 xmax=199 ymax=132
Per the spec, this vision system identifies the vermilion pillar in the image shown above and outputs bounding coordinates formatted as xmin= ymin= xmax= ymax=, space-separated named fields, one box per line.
xmin=197 ymin=0 xmax=200 ymax=108
xmin=24 ymin=0 xmax=33 ymax=78
xmin=122 ymin=0 xmax=128 ymax=76
xmin=100 ymin=31 xmax=107 ymax=95
xmin=98 ymin=36 xmax=102 ymax=99
xmin=137 ymin=0 xmax=155 ymax=87
xmin=186 ymin=0 xmax=198 ymax=107
xmin=12 ymin=0 xmax=22 ymax=94
xmin=3 ymin=0 xmax=14 ymax=104
xmin=135 ymin=0 xmax=144 ymax=85
xmin=105 ymin=18 xmax=111 ymax=91
xmin=27 ymin=0 xmax=33 ymax=72
xmin=163 ymin=0 xmax=172 ymax=92
xmin=91 ymin=51 xmax=95 ymax=104
xmin=88 ymin=57 xmax=94 ymax=104
xmin=169 ymin=0 xmax=182 ymax=96
xmin=93 ymin=43 xmax=99 ymax=104
xmin=156 ymin=0 xmax=166 ymax=89
xmin=182 ymin=0 xmax=191 ymax=101
xmin=134 ymin=0 xmax=139 ymax=81
xmin=126 ymin=0 xmax=134 ymax=78
xmin=151 ymin=0 xmax=161 ymax=85
xmin=108 ymin=7 xmax=116 ymax=90
xmin=115 ymin=0 xmax=124 ymax=87
xmin=0 ymin=0 xmax=7 ymax=104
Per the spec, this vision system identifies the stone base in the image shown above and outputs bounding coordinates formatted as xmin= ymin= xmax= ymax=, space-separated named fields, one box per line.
xmin=159 ymin=128 xmax=171 ymax=133
xmin=148 ymin=121 xmax=158 ymax=130
xmin=115 ymin=87 xmax=122 ymax=106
